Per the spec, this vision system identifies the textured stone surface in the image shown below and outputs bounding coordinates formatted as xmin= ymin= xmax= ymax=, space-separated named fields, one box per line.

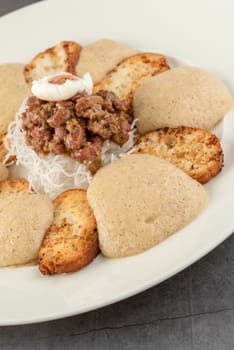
xmin=0 ymin=1 xmax=234 ymax=349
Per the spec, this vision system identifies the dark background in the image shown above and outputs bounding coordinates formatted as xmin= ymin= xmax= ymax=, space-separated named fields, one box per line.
xmin=0 ymin=1 xmax=234 ymax=349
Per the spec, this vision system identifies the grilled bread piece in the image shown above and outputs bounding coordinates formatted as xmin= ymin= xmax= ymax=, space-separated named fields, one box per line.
xmin=0 ymin=133 xmax=8 ymax=163
xmin=131 ymin=126 xmax=223 ymax=184
xmin=24 ymin=41 xmax=82 ymax=84
xmin=0 ymin=132 xmax=16 ymax=164
xmin=93 ymin=53 xmax=170 ymax=104
xmin=39 ymin=189 xmax=98 ymax=275
xmin=0 ymin=178 xmax=29 ymax=194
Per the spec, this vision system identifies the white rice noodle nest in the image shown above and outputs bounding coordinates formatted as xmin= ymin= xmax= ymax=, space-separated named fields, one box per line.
xmin=4 ymin=102 xmax=138 ymax=199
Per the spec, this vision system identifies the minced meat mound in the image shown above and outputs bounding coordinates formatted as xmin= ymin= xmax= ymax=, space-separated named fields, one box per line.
xmin=22 ymin=90 xmax=132 ymax=173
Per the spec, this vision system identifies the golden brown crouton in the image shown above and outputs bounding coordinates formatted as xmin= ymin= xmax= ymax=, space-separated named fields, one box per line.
xmin=24 ymin=41 xmax=82 ymax=84
xmin=0 ymin=178 xmax=30 ymax=194
xmin=94 ymin=52 xmax=170 ymax=104
xmin=131 ymin=126 xmax=223 ymax=184
xmin=39 ymin=189 xmax=98 ymax=275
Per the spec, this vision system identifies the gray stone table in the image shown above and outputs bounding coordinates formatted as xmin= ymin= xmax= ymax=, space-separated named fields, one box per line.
xmin=0 ymin=1 xmax=234 ymax=349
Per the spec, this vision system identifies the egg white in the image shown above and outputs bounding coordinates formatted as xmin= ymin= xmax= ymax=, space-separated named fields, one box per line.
xmin=31 ymin=72 xmax=93 ymax=101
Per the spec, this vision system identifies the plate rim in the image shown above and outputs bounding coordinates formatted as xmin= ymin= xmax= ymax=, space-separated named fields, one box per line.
xmin=0 ymin=0 xmax=233 ymax=326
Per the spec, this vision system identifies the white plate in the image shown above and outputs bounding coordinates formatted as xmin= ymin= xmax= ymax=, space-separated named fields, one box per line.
xmin=0 ymin=0 xmax=234 ymax=325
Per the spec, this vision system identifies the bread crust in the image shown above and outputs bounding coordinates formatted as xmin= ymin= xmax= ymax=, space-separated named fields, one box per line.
xmin=0 ymin=178 xmax=30 ymax=194
xmin=131 ymin=126 xmax=223 ymax=184
xmin=0 ymin=133 xmax=8 ymax=163
xmin=39 ymin=189 xmax=98 ymax=275
xmin=24 ymin=41 xmax=82 ymax=83
xmin=94 ymin=52 xmax=170 ymax=103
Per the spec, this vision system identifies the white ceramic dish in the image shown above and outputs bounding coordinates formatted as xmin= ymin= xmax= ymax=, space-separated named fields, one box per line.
xmin=0 ymin=0 xmax=233 ymax=325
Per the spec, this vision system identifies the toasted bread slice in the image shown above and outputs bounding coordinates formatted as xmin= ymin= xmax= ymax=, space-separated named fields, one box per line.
xmin=0 ymin=133 xmax=8 ymax=163
xmin=39 ymin=189 xmax=98 ymax=275
xmin=0 ymin=178 xmax=30 ymax=195
xmin=131 ymin=126 xmax=223 ymax=184
xmin=24 ymin=41 xmax=82 ymax=84
xmin=93 ymin=53 xmax=170 ymax=103
xmin=0 ymin=133 xmax=16 ymax=164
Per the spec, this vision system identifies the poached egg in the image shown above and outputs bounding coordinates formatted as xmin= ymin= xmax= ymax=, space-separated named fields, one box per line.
xmin=31 ymin=72 xmax=93 ymax=101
